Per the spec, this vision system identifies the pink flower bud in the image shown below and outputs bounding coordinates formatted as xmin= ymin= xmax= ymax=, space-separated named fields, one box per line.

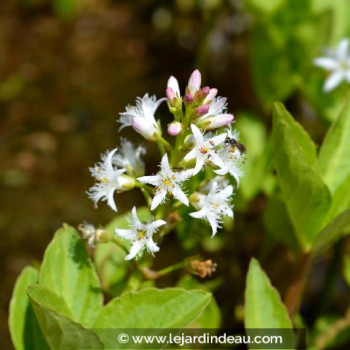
xmin=201 ymin=86 xmax=210 ymax=95
xmin=187 ymin=69 xmax=201 ymax=95
xmin=166 ymin=87 xmax=176 ymax=101
xmin=205 ymin=88 xmax=218 ymax=103
xmin=202 ymin=114 xmax=234 ymax=130
xmin=167 ymin=122 xmax=182 ymax=136
xmin=196 ymin=104 xmax=210 ymax=116
xmin=167 ymin=76 xmax=180 ymax=96
xmin=184 ymin=93 xmax=194 ymax=104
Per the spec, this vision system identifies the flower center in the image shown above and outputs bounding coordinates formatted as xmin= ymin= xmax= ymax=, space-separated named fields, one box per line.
xmin=340 ymin=60 xmax=349 ymax=70
xmin=163 ymin=178 xmax=172 ymax=186
xmin=137 ymin=230 xmax=146 ymax=239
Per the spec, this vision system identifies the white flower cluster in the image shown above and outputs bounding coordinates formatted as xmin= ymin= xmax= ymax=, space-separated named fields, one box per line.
xmin=85 ymin=70 xmax=245 ymax=259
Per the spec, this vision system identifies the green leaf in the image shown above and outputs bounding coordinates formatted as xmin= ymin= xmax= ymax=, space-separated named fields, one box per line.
xmin=272 ymin=102 xmax=331 ymax=250
xmin=176 ymin=275 xmax=221 ymax=328
xmin=9 ymin=267 xmax=49 ymax=350
xmin=245 ymin=258 xmax=293 ymax=328
xmin=318 ymin=99 xmax=350 ymax=193
xmin=264 ymin=195 xmax=300 ymax=254
xmin=312 ymin=209 xmax=350 ymax=256
xmin=326 ymin=173 xmax=350 ymax=222
xmin=95 ymin=288 xmax=211 ymax=348
xmin=27 ymin=284 xmax=103 ymax=350
xmin=39 ymin=225 xmax=103 ymax=326
xmin=27 ymin=284 xmax=72 ymax=318
xmin=95 ymin=288 xmax=211 ymax=328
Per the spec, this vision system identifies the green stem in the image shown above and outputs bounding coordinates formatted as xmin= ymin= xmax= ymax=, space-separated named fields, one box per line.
xmin=157 ymin=136 xmax=172 ymax=153
xmin=156 ymin=261 xmax=186 ymax=277
xmin=157 ymin=140 xmax=166 ymax=155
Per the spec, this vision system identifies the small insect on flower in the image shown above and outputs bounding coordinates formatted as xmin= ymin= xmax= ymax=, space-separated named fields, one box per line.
xmin=87 ymin=148 xmax=135 ymax=212
xmin=138 ymin=154 xmax=193 ymax=210
xmin=224 ymin=137 xmax=246 ymax=155
xmin=115 ymin=207 xmax=166 ymax=260
xmin=214 ymin=126 xmax=245 ymax=185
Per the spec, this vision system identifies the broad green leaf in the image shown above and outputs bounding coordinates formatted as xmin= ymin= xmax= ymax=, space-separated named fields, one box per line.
xmin=312 ymin=209 xmax=350 ymax=256
xmin=245 ymin=259 xmax=292 ymax=328
xmin=318 ymin=99 xmax=350 ymax=193
xmin=95 ymin=288 xmax=211 ymax=328
xmin=272 ymin=102 xmax=331 ymax=250
xmin=264 ymin=195 xmax=300 ymax=254
xmin=27 ymin=284 xmax=103 ymax=350
xmin=27 ymin=284 xmax=72 ymax=318
xmin=176 ymin=275 xmax=222 ymax=328
xmin=9 ymin=267 xmax=49 ymax=350
xmin=326 ymin=174 xmax=350 ymax=222
xmin=95 ymin=207 xmax=151 ymax=295
xmin=39 ymin=225 xmax=103 ymax=326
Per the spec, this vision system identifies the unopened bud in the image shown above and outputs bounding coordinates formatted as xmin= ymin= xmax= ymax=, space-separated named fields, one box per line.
xmin=166 ymin=87 xmax=176 ymax=101
xmin=78 ymin=223 xmax=110 ymax=247
xmin=184 ymin=93 xmax=194 ymax=104
xmin=167 ymin=122 xmax=182 ymax=136
xmin=187 ymin=69 xmax=201 ymax=95
xmin=200 ymin=114 xmax=234 ymax=130
xmin=196 ymin=104 xmax=210 ymax=116
xmin=119 ymin=174 xmax=136 ymax=191
xmin=204 ymin=88 xmax=218 ymax=103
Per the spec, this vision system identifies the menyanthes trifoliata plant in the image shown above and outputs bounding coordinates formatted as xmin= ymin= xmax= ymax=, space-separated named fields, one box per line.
xmin=85 ymin=70 xmax=246 ymax=261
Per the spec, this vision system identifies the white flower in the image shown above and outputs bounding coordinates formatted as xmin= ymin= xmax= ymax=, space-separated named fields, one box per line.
xmin=138 ymin=154 xmax=193 ymax=210
xmin=113 ymin=138 xmax=145 ymax=177
xmin=115 ymin=207 xmax=166 ymax=260
xmin=189 ymin=181 xmax=234 ymax=236
xmin=87 ymin=148 xmax=134 ymax=211
xmin=118 ymin=94 xmax=165 ymax=141
xmin=314 ymin=38 xmax=350 ymax=92
xmin=214 ymin=126 xmax=244 ymax=185
xmin=78 ymin=222 xmax=108 ymax=247
xmin=184 ymin=124 xmax=226 ymax=175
